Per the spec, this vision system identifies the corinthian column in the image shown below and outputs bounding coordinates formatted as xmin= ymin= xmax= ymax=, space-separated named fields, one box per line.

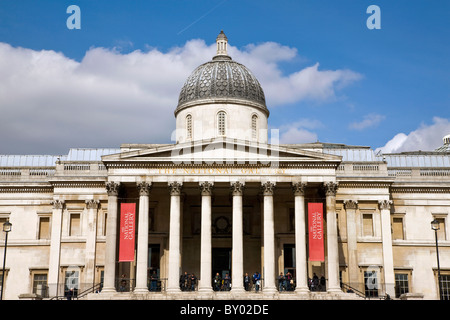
xmin=48 ymin=199 xmax=64 ymax=297
xmin=292 ymin=182 xmax=309 ymax=294
xmin=85 ymin=199 xmax=100 ymax=289
xmin=343 ymin=200 xmax=358 ymax=289
xmin=262 ymin=181 xmax=277 ymax=293
xmin=231 ymin=181 xmax=245 ymax=293
xmin=102 ymin=181 xmax=120 ymax=293
xmin=379 ymin=199 xmax=395 ymax=297
xmin=324 ymin=181 xmax=341 ymax=293
xmin=135 ymin=182 xmax=152 ymax=293
xmin=198 ymin=181 xmax=213 ymax=293
xmin=167 ymin=181 xmax=183 ymax=293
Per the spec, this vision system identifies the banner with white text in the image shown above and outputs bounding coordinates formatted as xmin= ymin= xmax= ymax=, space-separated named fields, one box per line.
xmin=308 ymin=202 xmax=324 ymax=261
xmin=119 ymin=203 xmax=136 ymax=262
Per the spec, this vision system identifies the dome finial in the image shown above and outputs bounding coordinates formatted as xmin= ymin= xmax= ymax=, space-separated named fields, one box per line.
xmin=215 ymin=30 xmax=229 ymax=58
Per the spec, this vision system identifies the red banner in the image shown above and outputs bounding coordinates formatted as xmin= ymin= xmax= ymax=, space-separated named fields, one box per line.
xmin=119 ymin=203 xmax=135 ymax=262
xmin=308 ymin=203 xmax=324 ymax=261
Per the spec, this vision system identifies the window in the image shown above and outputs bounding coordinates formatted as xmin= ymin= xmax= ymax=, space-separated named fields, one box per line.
xmin=392 ymin=217 xmax=404 ymax=240
xmin=362 ymin=214 xmax=374 ymax=237
xmin=186 ymin=114 xmax=192 ymax=140
xmin=217 ymin=111 xmax=226 ymax=136
xmin=69 ymin=213 xmax=81 ymax=236
xmin=64 ymin=269 xmax=79 ymax=298
xmin=364 ymin=270 xmax=379 ymax=297
xmin=395 ymin=273 xmax=409 ymax=298
xmin=0 ymin=217 xmax=8 ymax=240
xmin=251 ymin=114 xmax=258 ymax=140
xmin=39 ymin=217 xmax=50 ymax=239
xmin=440 ymin=274 xmax=450 ymax=300
xmin=433 ymin=217 xmax=446 ymax=241
xmin=103 ymin=213 xmax=108 ymax=236
xmin=33 ymin=273 xmax=48 ymax=297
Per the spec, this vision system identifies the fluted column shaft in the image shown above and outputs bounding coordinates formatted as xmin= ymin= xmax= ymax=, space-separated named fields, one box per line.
xmin=262 ymin=181 xmax=277 ymax=293
xmin=199 ymin=182 xmax=213 ymax=292
xmin=103 ymin=182 xmax=120 ymax=293
xmin=167 ymin=182 xmax=182 ymax=293
xmin=344 ymin=200 xmax=359 ymax=288
xmin=135 ymin=182 xmax=152 ymax=293
xmin=85 ymin=199 xmax=100 ymax=288
xmin=324 ymin=182 xmax=341 ymax=293
xmin=231 ymin=181 xmax=245 ymax=292
xmin=379 ymin=199 xmax=395 ymax=297
xmin=48 ymin=199 xmax=64 ymax=297
xmin=292 ymin=182 xmax=309 ymax=293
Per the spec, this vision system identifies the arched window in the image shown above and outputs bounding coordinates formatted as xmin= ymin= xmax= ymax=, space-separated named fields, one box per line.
xmin=186 ymin=114 xmax=192 ymax=140
xmin=251 ymin=114 xmax=258 ymax=140
xmin=217 ymin=111 xmax=226 ymax=136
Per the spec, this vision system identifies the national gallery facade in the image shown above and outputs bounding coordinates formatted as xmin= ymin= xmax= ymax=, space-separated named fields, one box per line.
xmin=0 ymin=32 xmax=449 ymax=300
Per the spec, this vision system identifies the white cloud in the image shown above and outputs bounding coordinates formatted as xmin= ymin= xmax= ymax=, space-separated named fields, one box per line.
xmin=278 ymin=119 xmax=322 ymax=144
xmin=349 ymin=113 xmax=385 ymax=130
xmin=0 ymin=39 xmax=361 ymax=154
xmin=376 ymin=117 xmax=450 ymax=153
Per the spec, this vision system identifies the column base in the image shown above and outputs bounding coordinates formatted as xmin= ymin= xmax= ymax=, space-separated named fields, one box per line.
xmin=263 ymin=287 xmax=278 ymax=295
xmin=295 ymin=287 xmax=310 ymax=295
xmin=166 ymin=288 xmax=182 ymax=294
xmin=134 ymin=288 xmax=149 ymax=294
xmin=198 ymin=287 xmax=213 ymax=293
xmin=231 ymin=287 xmax=246 ymax=294
xmin=100 ymin=287 xmax=117 ymax=294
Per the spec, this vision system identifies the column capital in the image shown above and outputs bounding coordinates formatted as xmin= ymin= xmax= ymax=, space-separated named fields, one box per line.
xmin=378 ymin=199 xmax=393 ymax=211
xmin=323 ymin=181 xmax=338 ymax=197
xmin=231 ymin=181 xmax=244 ymax=196
xmin=169 ymin=181 xmax=183 ymax=196
xmin=106 ymin=181 xmax=120 ymax=196
xmin=51 ymin=199 xmax=65 ymax=209
xmin=292 ymin=182 xmax=307 ymax=196
xmin=261 ymin=181 xmax=275 ymax=196
xmin=85 ymin=199 xmax=100 ymax=209
xmin=343 ymin=199 xmax=358 ymax=210
xmin=137 ymin=181 xmax=152 ymax=196
xmin=200 ymin=181 xmax=214 ymax=196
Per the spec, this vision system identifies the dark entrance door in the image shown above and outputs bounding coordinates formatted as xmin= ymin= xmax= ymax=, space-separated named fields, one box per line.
xmin=212 ymin=248 xmax=231 ymax=290
xmin=148 ymin=244 xmax=160 ymax=291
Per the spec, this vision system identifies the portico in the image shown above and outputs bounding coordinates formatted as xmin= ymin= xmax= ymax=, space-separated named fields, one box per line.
xmin=97 ymin=137 xmax=343 ymax=298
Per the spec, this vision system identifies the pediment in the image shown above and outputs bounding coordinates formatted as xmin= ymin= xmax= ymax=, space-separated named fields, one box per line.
xmin=102 ymin=138 xmax=342 ymax=167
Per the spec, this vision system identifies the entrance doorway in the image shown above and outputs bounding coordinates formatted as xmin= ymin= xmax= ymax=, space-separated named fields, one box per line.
xmin=148 ymin=244 xmax=161 ymax=291
xmin=212 ymin=248 xmax=231 ymax=279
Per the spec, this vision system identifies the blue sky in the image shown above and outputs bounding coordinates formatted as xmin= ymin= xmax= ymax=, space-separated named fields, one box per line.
xmin=0 ymin=0 xmax=449 ymax=154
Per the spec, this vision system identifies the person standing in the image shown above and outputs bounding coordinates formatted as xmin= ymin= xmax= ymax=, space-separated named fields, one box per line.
xmin=244 ymin=273 xmax=251 ymax=291
xmin=213 ymin=273 xmax=221 ymax=291
xmin=190 ymin=273 xmax=197 ymax=291
xmin=278 ymin=272 xmax=286 ymax=292
xmin=252 ymin=272 xmax=261 ymax=292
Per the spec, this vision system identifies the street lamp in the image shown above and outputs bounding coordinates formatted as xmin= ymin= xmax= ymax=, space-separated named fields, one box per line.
xmin=1 ymin=220 xmax=12 ymax=300
xmin=431 ymin=219 xmax=442 ymax=300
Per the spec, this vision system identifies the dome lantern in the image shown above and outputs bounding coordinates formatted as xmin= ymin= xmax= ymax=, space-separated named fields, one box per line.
xmin=214 ymin=30 xmax=230 ymax=60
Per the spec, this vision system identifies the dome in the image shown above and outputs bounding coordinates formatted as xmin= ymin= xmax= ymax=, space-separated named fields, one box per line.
xmin=175 ymin=31 xmax=268 ymax=116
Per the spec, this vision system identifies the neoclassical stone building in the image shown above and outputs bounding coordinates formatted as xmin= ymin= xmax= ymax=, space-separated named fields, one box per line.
xmin=0 ymin=31 xmax=449 ymax=300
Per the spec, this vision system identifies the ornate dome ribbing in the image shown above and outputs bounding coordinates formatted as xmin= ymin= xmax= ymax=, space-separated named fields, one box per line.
xmin=175 ymin=31 xmax=268 ymax=116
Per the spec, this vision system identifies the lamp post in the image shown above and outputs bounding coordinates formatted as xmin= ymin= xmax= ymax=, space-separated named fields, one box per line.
xmin=1 ymin=220 xmax=12 ymax=300
xmin=431 ymin=219 xmax=442 ymax=300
